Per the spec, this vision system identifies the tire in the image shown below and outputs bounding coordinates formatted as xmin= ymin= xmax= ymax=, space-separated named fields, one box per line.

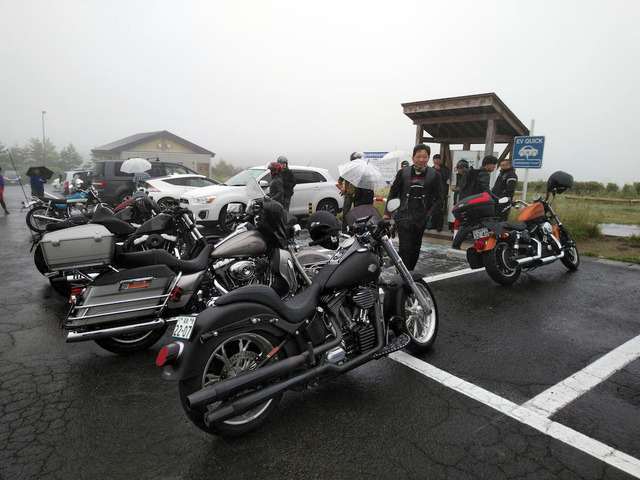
xmin=157 ymin=197 xmax=177 ymax=209
xmin=118 ymin=192 xmax=133 ymax=205
xmin=94 ymin=326 xmax=168 ymax=355
xmin=559 ymin=228 xmax=580 ymax=270
xmin=218 ymin=204 xmax=244 ymax=234
xmin=482 ymin=241 xmax=521 ymax=286
xmin=178 ymin=331 xmax=284 ymax=437
xmin=396 ymin=280 xmax=439 ymax=354
xmin=34 ymin=244 xmax=51 ymax=275
xmin=316 ymin=199 xmax=339 ymax=216
xmin=26 ymin=206 xmax=59 ymax=233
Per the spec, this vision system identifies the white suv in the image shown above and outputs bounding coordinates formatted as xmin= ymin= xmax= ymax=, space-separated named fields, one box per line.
xmin=180 ymin=165 xmax=343 ymax=233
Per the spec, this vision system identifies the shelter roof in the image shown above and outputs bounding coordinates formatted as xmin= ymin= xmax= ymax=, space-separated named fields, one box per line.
xmin=402 ymin=92 xmax=529 ymax=144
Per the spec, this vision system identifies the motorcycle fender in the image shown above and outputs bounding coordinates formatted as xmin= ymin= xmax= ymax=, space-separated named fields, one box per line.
xmin=162 ymin=302 xmax=287 ymax=381
xmin=477 ymin=235 xmax=497 ymax=252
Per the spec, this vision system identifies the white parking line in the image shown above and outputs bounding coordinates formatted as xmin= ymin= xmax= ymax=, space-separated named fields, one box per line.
xmin=390 ymin=350 xmax=640 ymax=478
xmin=424 ymin=267 xmax=484 ymax=282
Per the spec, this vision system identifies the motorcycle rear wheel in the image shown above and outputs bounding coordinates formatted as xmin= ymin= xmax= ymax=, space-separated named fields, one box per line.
xmin=94 ymin=326 xmax=168 ymax=355
xmin=482 ymin=242 xmax=521 ymax=286
xmin=396 ymin=279 xmax=439 ymax=353
xmin=559 ymin=228 xmax=580 ymax=270
xmin=179 ymin=331 xmax=284 ymax=437
xmin=26 ymin=206 xmax=59 ymax=233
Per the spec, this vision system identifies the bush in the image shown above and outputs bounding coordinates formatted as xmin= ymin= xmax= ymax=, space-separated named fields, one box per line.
xmin=548 ymin=197 xmax=601 ymax=240
xmin=605 ymin=183 xmax=620 ymax=194
xmin=621 ymin=184 xmax=638 ymax=197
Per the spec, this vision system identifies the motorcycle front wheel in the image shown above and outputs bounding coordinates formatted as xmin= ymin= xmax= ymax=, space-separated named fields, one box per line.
xmin=179 ymin=331 xmax=285 ymax=437
xmin=559 ymin=228 xmax=580 ymax=270
xmin=94 ymin=327 xmax=168 ymax=355
xmin=395 ymin=279 xmax=439 ymax=353
xmin=26 ymin=206 xmax=59 ymax=233
xmin=482 ymin=241 xmax=522 ymax=286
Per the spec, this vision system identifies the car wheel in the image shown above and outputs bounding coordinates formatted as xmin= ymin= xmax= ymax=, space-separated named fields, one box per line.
xmin=316 ymin=199 xmax=338 ymax=216
xmin=218 ymin=204 xmax=244 ymax=234
xmin=157 ymin=197 xmax=177 ymax=209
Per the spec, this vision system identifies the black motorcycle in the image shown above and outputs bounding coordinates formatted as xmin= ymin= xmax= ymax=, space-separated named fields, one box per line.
xmin=157 ymin=198 xmax=439 ymax=437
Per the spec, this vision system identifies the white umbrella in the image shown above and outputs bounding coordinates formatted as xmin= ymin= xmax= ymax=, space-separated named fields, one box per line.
xmin=120 ymin=157 xmax=152 ymax=173
xmin=338 ymin=160 xmax=388 ymax=190
xmin=381 ymin=150 xmax=412 ymax=168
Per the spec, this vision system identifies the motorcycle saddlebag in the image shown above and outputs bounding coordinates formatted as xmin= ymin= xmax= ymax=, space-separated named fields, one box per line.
xmin=452 ymin=192 xmax=495 ymax=223
xmin=41 ymin=224 xmax=114 ymax=269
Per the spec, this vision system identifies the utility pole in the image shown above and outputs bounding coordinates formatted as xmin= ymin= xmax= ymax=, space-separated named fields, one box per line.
xmin=41 ymin=111 xmax=46 ymax=164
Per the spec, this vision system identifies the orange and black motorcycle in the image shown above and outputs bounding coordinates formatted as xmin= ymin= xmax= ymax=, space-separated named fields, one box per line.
xmin=452 ymin=171 xmax=580 ymax=286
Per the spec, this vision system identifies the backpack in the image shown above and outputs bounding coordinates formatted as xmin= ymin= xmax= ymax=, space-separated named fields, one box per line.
xmin=459 ymin=167 xmax=479 ymax=198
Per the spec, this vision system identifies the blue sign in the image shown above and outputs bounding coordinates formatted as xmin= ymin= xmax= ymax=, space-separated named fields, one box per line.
xmin=512 ymin=136 xmax=545 ymax=169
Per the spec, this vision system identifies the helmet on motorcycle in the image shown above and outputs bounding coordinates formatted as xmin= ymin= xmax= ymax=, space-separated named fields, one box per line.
xmin=308 ymin=210 xmax=341 ymax=249
xmin=267 ymin=162 xmax=281 ymax=176
xmin=350 ymin=152 xmax=363 ymax=161
xmin=547 ymin=171 xmax=573 ymax=194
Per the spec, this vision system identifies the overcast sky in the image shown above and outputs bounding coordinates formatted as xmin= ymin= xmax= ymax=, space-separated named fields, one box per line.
xmin=2 ymin=0 xmax=639 ymax=185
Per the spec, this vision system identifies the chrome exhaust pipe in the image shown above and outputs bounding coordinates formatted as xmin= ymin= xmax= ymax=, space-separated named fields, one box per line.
xmin=66 ymin=318 xmax=166 ymax=342
xmin=515 ymin=237 xmax=564 ymax=266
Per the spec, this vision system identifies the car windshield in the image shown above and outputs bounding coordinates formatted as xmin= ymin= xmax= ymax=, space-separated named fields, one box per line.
xmin=225 ymin=168 xmax=266 ymax=186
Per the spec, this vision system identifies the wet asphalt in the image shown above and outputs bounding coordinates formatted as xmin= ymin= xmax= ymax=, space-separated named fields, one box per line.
xmin=1 ymin=184 xmax=640 ymax=480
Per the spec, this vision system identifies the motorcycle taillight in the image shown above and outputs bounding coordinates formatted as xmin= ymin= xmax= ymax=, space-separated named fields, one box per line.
xmin=156 ymin=342 xmax=183 ymax=367
xmin=474 ymin=238 xmax=488 ymax=250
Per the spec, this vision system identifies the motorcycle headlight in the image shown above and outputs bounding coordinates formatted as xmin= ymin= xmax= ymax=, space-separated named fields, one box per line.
xmin=192 ymin=195 xmax=216 ymax=205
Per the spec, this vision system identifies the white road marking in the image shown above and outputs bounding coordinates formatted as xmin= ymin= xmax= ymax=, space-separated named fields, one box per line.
xmin=524 ymin=334 xmax=640 ymax=416
xmin=390 ymin=349 xmax=640 ymax=478
xmin=424 ymin=267 xmax=484 ymax=282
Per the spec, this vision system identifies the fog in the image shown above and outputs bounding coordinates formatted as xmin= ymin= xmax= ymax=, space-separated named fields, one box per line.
xmin=2 ymin=0 xmax=639 ymax=185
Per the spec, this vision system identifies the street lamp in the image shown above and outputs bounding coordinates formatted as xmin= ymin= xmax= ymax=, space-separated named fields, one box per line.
xmin=41 ymin=110 xmax=46 ymax=164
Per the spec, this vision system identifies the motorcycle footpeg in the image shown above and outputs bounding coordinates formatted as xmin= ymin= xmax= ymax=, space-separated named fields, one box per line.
xmin=373 ymin=333 xmax=410 ymax=359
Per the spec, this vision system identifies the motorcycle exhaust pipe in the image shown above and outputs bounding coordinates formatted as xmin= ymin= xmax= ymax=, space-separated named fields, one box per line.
xmin=515 ymin=239 xmax=565 ymax=266
xmin=65 ymin=318 xmax=166 ymax=342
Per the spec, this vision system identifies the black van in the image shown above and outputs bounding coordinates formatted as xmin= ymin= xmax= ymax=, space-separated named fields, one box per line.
xmin=92 ymin=159 xmax=198 ymax=205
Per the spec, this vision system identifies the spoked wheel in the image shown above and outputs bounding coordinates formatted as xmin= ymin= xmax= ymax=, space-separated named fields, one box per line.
xmin=218 ymin=204 xmax=244 ymax=234
xmin=396 ymin=279 xmax=439 ymax=353
xmin=482 ymin=241 xmax=521 ymax=286
xmin=179 ymin=331 xmax=284 ymax=437
xmin=26 ymin=206 xmax=60 ymax=233
xmin=559 ymin=228 xmax=580 ymax=270
xmin=94 ymin=326 xmax=168 ymax=355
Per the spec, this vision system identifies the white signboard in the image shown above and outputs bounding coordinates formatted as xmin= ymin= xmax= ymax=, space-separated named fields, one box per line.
xmin=363 ymin=151 xmax=395 ymax=184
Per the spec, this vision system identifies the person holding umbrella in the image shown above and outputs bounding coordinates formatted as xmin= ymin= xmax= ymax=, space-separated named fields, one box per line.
xmin=384 ymin=144 xmax=444 ymax=270
xmin=29 ymin=167 xmax=47 ymax=198
xmin=338 ymin=152 xmax=362 ymax=232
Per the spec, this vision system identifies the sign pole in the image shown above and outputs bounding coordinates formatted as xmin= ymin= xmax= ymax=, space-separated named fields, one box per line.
xmin=521 ymin=119 xmax=535 ymax=201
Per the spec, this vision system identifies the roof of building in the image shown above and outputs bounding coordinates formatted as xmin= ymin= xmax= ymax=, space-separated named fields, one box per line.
xmin=92 ymin=130 xmax=214 ymax=156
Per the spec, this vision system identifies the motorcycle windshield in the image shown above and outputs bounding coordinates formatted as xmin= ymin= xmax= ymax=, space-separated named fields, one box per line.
xmin=245 ymin=177 xmax=266 ymax=201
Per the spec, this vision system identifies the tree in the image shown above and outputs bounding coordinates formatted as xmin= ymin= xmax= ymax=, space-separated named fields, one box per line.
xmin=59 ymin=143 xmax=84 ymax=170
xmin=24 ymin=137 xmax=59 ymax=167
xmin=210 ymin=159 xmax=244 ymax=182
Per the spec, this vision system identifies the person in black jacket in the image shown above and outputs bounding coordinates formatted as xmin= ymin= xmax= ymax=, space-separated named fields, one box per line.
xmin=385 ymin=144 xmax=444 ymax=270
xmin=431 ymin=154 xmax=451 ymax=232
xmin=492 ymin=159 xmax=518 ymax=220
xmin=353 ymin=186 xmax=374 ymax=206
xmin=267 ymin=162 xmax=284 ymax=205
xmin=277 ymin=156 xmax=296 ymax=211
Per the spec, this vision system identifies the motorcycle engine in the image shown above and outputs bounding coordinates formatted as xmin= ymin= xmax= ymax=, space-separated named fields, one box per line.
xmin=229 ymin=260 xmax=256 ymax=281
xmin=214 ymin=258 xmax=270 ymax=291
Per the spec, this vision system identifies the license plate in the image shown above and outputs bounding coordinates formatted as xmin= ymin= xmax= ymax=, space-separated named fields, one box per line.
xmin=473 ymin=227 xmax=489 ymax=240
xmin=172 ymin=315 xmax=197 ymax=340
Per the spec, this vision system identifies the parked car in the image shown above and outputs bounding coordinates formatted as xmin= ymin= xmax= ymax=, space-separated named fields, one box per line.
xmin=140 ymin=174 xmax=220 ymax=208
xmin=91 ymin=159 xmax=198 ymax=205
xmin=179 ymin=165 xmax=343 ymax=233
xmin=60 ymin=170 xmax=92 ymax=195
xmin=3 ymin=170 xmax=21 ymax=185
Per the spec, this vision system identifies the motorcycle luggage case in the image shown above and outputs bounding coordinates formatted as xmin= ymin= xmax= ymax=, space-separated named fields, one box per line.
xmin=452 ymin=192 xmax=495 ymax=223
xmin=41 ymin=224 xmax=115 ymax=269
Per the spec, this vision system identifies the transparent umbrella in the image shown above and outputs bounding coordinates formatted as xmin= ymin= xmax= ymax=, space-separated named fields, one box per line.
xmin=381 ymin=150 xmax=412 ymax=168
xmin=120 ymin=157 xmax=152 ymax=174
xmin=338 ymin=160 xmax=387 ymax=190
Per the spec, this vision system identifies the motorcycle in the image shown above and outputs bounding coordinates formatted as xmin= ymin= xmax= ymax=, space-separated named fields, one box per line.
xmin=25 ymin=180 xmax=104 ymax=233
xmin=60 ymin=180 xmax=331 ymax=355
xmin=156 ymin=197 xmax=439 ymax=438
xmin=453 ymin=171 xmax=580 ymax=286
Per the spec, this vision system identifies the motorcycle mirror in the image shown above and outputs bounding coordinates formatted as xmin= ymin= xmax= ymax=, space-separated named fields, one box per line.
xmin=227 ymin=203 xmax=244 ymax=214
xmin=498 ymin=197 xmax=510 ymax=205
xmin=387 ymin=198 xmax=401 ymax=212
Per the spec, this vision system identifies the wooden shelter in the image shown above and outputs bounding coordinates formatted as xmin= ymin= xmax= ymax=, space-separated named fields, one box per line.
xmin=402 ymin=92 xmax=529 ymax=169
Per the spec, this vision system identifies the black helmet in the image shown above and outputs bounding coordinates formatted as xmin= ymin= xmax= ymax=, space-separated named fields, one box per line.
xmin=308 ymin=210 xmax=341 ymax=249
xmin=547 ymin=171 xmax=573 ymax=194
xmin=277 ymin=156 xmax=288 ymax=164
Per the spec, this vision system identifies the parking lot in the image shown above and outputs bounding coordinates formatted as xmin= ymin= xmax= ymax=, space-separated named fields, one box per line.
xmin=1 ymin=184 xmax=639 ymax=479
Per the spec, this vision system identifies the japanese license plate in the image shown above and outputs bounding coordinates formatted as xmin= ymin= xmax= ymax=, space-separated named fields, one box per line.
xmin=172 ymin=315 xmax=197 ymax=340
xmin=473 ymin=227 xmax=490 ymax=240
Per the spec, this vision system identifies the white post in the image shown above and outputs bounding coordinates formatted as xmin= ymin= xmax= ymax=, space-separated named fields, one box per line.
xmin=521 ymin=119 xmax=535 ymax=201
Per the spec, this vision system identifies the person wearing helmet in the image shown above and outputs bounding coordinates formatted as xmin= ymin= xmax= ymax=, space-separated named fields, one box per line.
xmin=338 ymin=151 xmax=362 ymax=232
xmin=277 ymin=156 xmax=296 ymax=211
xmin=267 ymin=161 xmax=285 ymax=205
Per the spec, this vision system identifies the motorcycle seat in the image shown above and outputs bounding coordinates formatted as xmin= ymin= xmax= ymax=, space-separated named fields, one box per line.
xmin=116 ymin=243 xmax=214 ymax=274
xmin=501 ymin=221 xmax=528 ymax=231
xmin=91 ymin=207 xmax=136 ymax=236
xmin=215 ymin=283 xmax=322 ymax=324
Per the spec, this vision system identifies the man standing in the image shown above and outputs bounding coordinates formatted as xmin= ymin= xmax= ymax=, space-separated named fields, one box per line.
xmin=386 ymin=144 xmax=444 ymax=270
xmin=431 ymin=154 xmax=450 ymax=232
xmin=30 ymin=168 xmax=46 ymax=198
xmin=451 ymin=155 xmax=498 ymax=250
xmin=277 ymin=156 xmax=296 ymax=211
xmin=338 ymin=152 xmax=361 ymax=232
xmin=492 ymin=158 xmax=518 ymax=220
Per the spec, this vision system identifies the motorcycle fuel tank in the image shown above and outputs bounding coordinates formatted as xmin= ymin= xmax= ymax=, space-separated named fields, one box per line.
xmin=211 ymin=230 xmax=267 ymax=258
xmin=322 ymin=238 xmax=381 ymax=290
